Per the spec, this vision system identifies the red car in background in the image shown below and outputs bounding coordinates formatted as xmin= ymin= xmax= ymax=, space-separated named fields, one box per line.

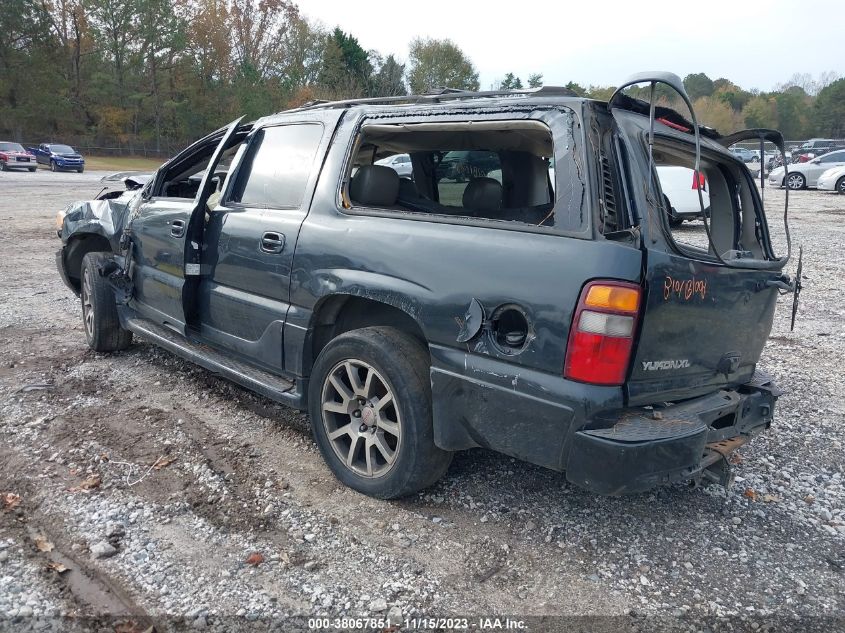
xmin=0 ymin=142 xmax=37 ymax=172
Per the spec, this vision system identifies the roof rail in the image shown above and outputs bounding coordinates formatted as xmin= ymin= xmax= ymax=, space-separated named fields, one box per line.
xmin=287 ymin=85 xmax=579 ymax=112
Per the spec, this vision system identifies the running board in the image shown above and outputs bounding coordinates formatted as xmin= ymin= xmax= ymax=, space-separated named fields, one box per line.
xmin=124 ymin=317 xmax=303 ymax=408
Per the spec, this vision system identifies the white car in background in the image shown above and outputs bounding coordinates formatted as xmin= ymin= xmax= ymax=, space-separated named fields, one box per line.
xmin=816 ymin=165 xmax=845 ymax=194
xmin=656 ymin=166 xmax=710 ymax=226
xmin=375 ymin=153 xmax=413 ymax=178
xmin=768 ymin=149 xmax=845 ymax=190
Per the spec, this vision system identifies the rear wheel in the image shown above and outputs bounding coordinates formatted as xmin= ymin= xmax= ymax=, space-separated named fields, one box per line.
xmin=308 ymin=327 xmax=452 ymax=499
xmin=80 ymin=252 xmax=132 ymax=352
xmin=836 ymin=176 xmax=845 ymax=195
xmin=786 ymin=173 xmax=806 ymax=190
xmin=28 ymin=167 xmax=36 ymax=172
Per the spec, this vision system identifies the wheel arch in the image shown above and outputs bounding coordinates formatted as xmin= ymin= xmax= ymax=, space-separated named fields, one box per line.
xmin=63 ymin=233 xmax=112 ymax=293
xmin=303 ymin=294 xmax=428 ymax=377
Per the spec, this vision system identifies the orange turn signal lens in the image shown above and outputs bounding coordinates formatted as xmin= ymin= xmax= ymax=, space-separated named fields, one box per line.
xmin=584 ymin=285 xmax=640 ymax=313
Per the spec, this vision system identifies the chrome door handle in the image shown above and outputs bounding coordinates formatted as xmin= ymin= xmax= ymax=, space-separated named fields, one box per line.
xmin=260 ymin=232 xmax=285 ymax=254
xmin=170 ymin=219 xmax=185 ymax=238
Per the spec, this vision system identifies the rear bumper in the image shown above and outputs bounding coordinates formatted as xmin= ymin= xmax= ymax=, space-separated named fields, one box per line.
xmin=565 ymin=371 xmax=780 ymax=495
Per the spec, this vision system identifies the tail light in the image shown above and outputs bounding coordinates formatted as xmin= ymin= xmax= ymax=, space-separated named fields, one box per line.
xmin=692 ymin=171 xmax=706 ymax=191
xmin=564 ymin=281 xmax=641 ymax=385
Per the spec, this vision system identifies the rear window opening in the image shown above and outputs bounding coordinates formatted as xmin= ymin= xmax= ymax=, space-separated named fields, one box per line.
xmin=343 ymin=120 xmax=561 ymax=228
xmin=652 ymin=138 xmax=781 ymax=263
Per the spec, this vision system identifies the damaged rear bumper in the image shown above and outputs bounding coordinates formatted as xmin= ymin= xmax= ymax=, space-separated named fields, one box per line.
xmin=565 ymin=371 xmax=780 ymax=495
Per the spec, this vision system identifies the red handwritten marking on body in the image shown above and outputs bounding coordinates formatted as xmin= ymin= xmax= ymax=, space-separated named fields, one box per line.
xmin=663 ymin=276 xmax=707 ymax=301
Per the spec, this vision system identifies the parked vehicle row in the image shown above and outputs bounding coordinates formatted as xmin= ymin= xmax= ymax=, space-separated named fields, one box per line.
xmin=0 ymin=141 xmax=85 ymax=172
xmin=768 ymin=148 xmax=845 ymax=190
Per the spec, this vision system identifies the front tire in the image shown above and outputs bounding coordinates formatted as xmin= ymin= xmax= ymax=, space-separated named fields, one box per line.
xmin=80 ymin=252 xmax=132 ymax=352
xmin=308 ymin=327 xmax=452 ymax=499
xmin=28 ymin=167 xmax=36 ymax=172
xmin=836 ymin=176 xmax=845 ymax=195
xmin=77 ymin=167 xmax=84 ymax=173
xmin=786 ymin=173 xmax=806 ymax=190
xmin=50 ymin=160 xmax=57 ymax=172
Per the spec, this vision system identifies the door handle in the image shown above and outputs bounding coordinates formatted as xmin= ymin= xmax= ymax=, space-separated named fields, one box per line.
xmin=170 ymin=219 xmax=185 ymax=238
xmin=260 ymin=232 xmax=285 ymax=254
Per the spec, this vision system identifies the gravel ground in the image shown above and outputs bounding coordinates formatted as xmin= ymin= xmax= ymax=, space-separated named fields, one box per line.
xmin=0 ymin=169 xmax=843 ymax=632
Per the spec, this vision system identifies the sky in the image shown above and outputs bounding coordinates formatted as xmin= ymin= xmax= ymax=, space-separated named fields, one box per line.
xmin=299 ymin=0 xmax=842 ymax=92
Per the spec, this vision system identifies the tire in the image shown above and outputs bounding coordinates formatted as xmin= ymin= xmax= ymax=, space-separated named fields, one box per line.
xmin=77 ymin=167 xmax=84 ymax=173
xmin=50 ymin=160 xmax=57 ymax=172
xmin=28 ymin=167 xmax=36 ymax=172
xmin=0 ymin=161 xmax=7 ymax=171
xmin=786 ymin=173 xmax=806 ymax=190
xmin=308 ymin=327 xmax=452 ymax=499
xmin=80 ymin=252 xmax=133 ymax=352
xmin=836 ymin=176 xmax=845 ymax=195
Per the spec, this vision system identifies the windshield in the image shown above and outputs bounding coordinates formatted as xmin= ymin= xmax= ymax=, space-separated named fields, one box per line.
xmin=51 ymin=144 xmax=76 ymax=154
xmin=0 ymin=142 xmax=25 ymax=152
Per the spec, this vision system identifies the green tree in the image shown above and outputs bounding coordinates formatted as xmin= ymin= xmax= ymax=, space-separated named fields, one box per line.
xmin=564 ymin=81 xmax=587 ymax=97
xmin=775 ymin=87 xmax=811 ymax=139
xmin=527 ymin=73 xmax=543 ymax=88
xmin=814 ymin=78 xmax=845 ymax=137
xmin=683 ymin=73 xmax=714 ymax=100
xmin=499 ymin=73 xmax=522 ymax=90
xmin=406 ymin=37 xmax=479 ymax=93
xmin=317 ymin=28 xmax=372 ymax=96
xmin=742 ymin=96 xmax=777 ymax=129
xmin=369 ymin=53 xmax=406 ymax=96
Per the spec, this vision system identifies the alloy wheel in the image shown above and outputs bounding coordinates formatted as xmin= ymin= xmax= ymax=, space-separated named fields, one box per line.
xmin=786 ymin=173 xmax=805 ymax=190
xmin=838 ymin=178 xmax=845 ymax=195
xmin=82 ymin=266 xmax=94 ymax=338
xmin=320 ymin=359 xmax=401 ymax=478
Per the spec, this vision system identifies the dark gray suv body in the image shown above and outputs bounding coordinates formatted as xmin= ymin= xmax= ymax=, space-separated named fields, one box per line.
xmin=56 ymin=73 xmax=793 ymax=498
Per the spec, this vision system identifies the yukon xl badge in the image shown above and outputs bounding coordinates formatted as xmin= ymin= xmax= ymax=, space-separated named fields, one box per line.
xmin=642 ymin=359 xmax=690 ymax=371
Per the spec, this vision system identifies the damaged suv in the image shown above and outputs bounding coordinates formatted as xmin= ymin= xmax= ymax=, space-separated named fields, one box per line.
xmin=56 ymin=72 xmax=798 ymax=498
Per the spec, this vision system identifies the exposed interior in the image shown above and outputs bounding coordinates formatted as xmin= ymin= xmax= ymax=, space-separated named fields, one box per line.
xmin=345 ymin=121 xmax=557 ymax=226
xmin=652 ymin=137 xmax=776 ymax=261
xmin=154 ymin=128 xmax=250 ymax=200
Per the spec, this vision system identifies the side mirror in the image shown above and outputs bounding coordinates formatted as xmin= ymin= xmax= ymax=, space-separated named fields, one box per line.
xmin=811 ymin=159 xmax=821 ymax=164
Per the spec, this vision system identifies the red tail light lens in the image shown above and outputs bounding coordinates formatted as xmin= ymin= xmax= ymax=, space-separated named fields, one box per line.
xmin=691 ymin=171 xmax=706 ymax=191
xmin=564 ymin=281 xmax=641 ymax=385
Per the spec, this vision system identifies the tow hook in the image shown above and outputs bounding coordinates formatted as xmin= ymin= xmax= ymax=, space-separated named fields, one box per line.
xmin=701 ymin=457 xmax=735 ymax=488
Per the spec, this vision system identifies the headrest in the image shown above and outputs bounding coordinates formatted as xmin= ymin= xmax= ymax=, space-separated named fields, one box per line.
xmin=350 ymin=165 xmax=399 ymax=207
xmin=462 ymin=177 xmax=503 ymax=211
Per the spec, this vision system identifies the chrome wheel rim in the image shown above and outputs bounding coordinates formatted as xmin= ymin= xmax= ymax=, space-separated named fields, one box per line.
xmin=838 ymin=179 xmax=845 ymax=194
xmin=82 ymin=267 xmax=94 ymax=338
xmin=320 ymin=359 xmax=401 ymax=478
xmin=787 ymin=174 xmax=803 ymax=189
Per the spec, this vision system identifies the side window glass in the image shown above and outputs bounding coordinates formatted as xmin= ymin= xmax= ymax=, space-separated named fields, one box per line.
xmin=230 ymin=124 xmax=323 ymax=208
xmin=436 ymin=151 xmax=503 ymax=206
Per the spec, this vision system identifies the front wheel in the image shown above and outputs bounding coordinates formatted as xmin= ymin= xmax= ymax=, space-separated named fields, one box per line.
xmin=28 ymin=167 xmax=36 ymax=172
xmin=50 ymin=160 xmax=57 ymax=172
xmin=80 ymin=252 xmax=132 ymax=352
xmin=77 ymin=167 xmax=84 ymax=173
xmin=308 ymin=327 xmax=452 ymax=499
xmin=836 ymin=176 xmax=845 ymax=195
xmin=786 ymin=173 xmax=806 ymax=190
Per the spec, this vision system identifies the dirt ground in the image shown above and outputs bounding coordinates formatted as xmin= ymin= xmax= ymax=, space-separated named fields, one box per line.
xmin=1 ymin=169 xmax=844 ymax=633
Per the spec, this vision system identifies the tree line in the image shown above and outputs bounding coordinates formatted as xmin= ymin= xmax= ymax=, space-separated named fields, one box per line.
xmin=1 ymin=0 xmax=842 ymax=155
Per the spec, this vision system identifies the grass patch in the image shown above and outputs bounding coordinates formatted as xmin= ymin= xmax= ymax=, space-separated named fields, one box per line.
xmin=82 ymin=155 xmax=164 ymax=172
